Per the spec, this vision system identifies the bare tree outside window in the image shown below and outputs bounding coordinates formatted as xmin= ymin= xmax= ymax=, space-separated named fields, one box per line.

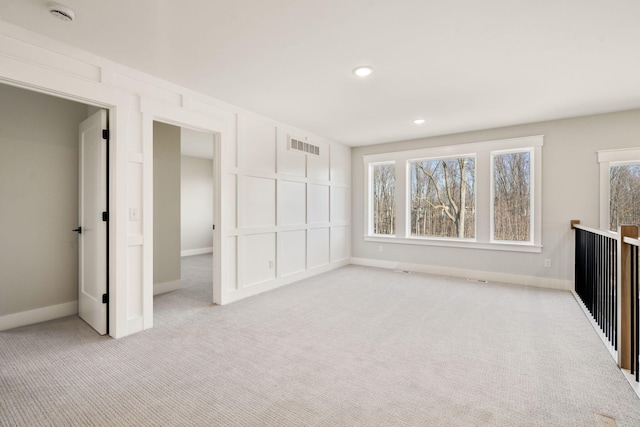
xmin=609 ymin=163 xmax=640 ymax=231
xmin=372 ymin=164 xmax=395 ymax=235
xmin=493 ymin=151 xmax=531 ymax=241
xmin=410 ymin=157 xmax=475 ymax=238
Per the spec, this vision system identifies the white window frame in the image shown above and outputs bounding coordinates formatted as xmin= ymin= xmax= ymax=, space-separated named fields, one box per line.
xmin=363 ymin=135 xmax=543 ymax=253
xmin=407 ymin=154 xmax=478 ymax=241
xmin=490 ymin=147 xmax=535 ymax=245
xmin=366 ymin=161 xmax=396 ymax=236
xmin=597 ymin=147 xmax=640 ymax=230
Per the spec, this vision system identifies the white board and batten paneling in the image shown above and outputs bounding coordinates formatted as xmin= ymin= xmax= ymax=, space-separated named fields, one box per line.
xmin=0 ymin=21 xmax=351 ymax=336
xmin=308 ymin=184 xmax=330 ymax=225
xmin=225 ymin=114 xmax=352 ymax=303
xmin=278 ymin=180 xmax=306 ymax=226
xmin=279 ymin=230 xmax=307 ymax=277
xmin=242 ymin=176 xmax=276 ymax=228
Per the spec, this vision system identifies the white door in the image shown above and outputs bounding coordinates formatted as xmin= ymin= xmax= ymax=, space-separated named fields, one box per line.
xmin=77 ymin=110 xmax=108 ymax=335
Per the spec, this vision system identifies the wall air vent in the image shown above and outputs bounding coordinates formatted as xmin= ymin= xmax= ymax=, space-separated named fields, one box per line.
xmin=288 ymin=136 xmax=320 ymax=156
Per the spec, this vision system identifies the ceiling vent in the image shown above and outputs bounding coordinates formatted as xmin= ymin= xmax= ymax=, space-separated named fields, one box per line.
xmin=288 ymin=136 xmax=320 ymax=156
xmin=48 ymin=3 xmax=75 ymax=22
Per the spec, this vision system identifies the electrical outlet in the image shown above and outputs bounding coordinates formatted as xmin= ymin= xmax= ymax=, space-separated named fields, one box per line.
xmin=544 ymin=259 xmax=552 ymax=268
xmin=268 ymin=260 xmax=274 ymax=269
xmin=129 ymin=208 xmax=139 ymax=221
xmin=378 ymin=245 xmax=384 ymax=252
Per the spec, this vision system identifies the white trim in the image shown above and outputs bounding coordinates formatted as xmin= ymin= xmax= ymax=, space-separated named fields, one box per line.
xmin=0 ymin=21 xmax=351 ymax=339
xmin=597 ymin=147 xmax=640 ymax=164
xmin=599 ymin=161 xmax=610 ymax=230
xmin=489 ymin=148 xmax=535 ymax=245
xmin=0 ymin=301 xmax=78 ymax=332
xmin=363 ymin=235 xmax=542 ymax=253
xmin=0 ymin=57 xmax=133 ymax=339
xmin=142 ymin=99 xmax=226 ymax=330
xmin=223 ymin=259 xmax=350 ymax=304
xmin=621 ymin=370 xmax=640 ymax=400
xmin=153 ymin=280 xmax=184 ymax=296
xmin=181 ymin=247 xmax=213 ymax=257
xmin=597 ymin=147 xmax=640 ymax=230
xmin=571 ymin=291 xmax=617 ymax=362
xmin=367 ymin=162 xmax=396 ymax=236
xmin=350 ymin=258 xmax=571 ymax=290
xmin=363 ymin=135 xmax=543 ymax=164
xmin=363 ymin=135 xmax=543 ymax=251
xmin=572 ymin=290 xmax=640 ymax=399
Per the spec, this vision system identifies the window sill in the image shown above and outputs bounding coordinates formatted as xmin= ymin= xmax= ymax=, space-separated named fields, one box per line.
xmin=364 ymin=235 xmax=542 ymax=253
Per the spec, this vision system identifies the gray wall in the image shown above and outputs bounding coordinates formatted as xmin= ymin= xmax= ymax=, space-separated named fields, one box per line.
xmin=0 ymin=84 xmax=89 ymax=316
xmin=352 ymin=109 xmax=640 ymax=283
xmin=153 ymin=122 xmax=181 ymax=285
xmin=181 ymin=155 xmax=213 ymax=253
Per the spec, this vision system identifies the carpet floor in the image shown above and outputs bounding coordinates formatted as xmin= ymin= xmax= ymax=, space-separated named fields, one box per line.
xmin=2 ymin=255 xmax=640 ymax=426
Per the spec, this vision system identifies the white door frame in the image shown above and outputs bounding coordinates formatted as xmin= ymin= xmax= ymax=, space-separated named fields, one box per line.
xmin=0 ymin=29 xmax=232 ymax=338
xmin=141 ymin=98 xmax=226 ymax=329
xmin=0 ymin=77 xmax=128 ymax=337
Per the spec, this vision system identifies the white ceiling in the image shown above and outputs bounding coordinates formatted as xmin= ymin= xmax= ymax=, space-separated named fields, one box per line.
xmin=1 ymin=0 xmax=639 ymax=147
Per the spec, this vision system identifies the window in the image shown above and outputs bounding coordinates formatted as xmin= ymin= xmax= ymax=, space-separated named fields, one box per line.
xmin=363 ymin=135 xmax=543 ymax=252
xmin=410 ymin=157 xmax=476 ymax=239
xmin=597 ymin=148 xmax=640 ymax=231
xmin=371 ymin=163 xmax=395 ymax=235
xmin=492 ymin=150 xmax=532 ymax=242
xmin=609 ymin=163 xmax=640 ymax=230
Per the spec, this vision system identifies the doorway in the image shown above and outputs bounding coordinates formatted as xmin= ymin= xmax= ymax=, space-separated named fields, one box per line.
xmin=151 ymin=121 xmax=217 ymax=318
xmin=0 ymin=83 xmax=109 ymax=334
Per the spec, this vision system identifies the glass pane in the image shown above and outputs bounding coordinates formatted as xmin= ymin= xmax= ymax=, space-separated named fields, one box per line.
xmin=372 ymin=164 xmax=395 ymax=235
xmin=610 ymin=163 xmax=640 ymax=231
xmin=493 ymin=152 xmax=531 ymax=241
xmin=410 ymin=157 xmax=475 ymax=238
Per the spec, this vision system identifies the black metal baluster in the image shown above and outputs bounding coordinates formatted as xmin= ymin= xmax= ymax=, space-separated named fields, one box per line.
xmin=613 ymin=238 xmax=617 ymax=345
xmin=591 ymin=233 xmax=596 ymax=318
xmin=631 ymin=245 xmax=636 ymax=377
xmin=597 ymin=235 xmax=601 ymax=330
xmin=631 ymin=244 xmax=638 ymax=382
xmin=599 ymin=235 xmax=603 ymax=331
xmin=635 ymin=244 xmax=639 ymax=382
xmin=573 ymin=228 xmax=623 ymax=349
xmin=610 ymin=237 xmax=615 ymax=344
xmin=604 ymin=236 xmax=608 ymax=336
xmin=587 ymin=234 xmax=594 ymax=317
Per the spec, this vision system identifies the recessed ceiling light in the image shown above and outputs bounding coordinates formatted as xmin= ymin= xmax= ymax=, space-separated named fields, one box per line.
xmin=353 ymin=66 xmax=374 ymax=78
xmin=413 ymin=119 xmax=426 ymax=125
xmin=47 ymin=2 xmax=75 ymax=22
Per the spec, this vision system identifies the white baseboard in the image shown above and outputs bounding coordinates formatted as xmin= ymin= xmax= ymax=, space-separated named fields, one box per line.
xmin=222 ymin=259 xmax=351 ymax=305
xmin=127 ymin=316 xmax=144 ymax=335
xmin=571 ymin=291 xmax=640 ymax=399
xmin=181 ymin=247 xmax=213 ymax=257
xmin=349 ymin=257 xmax=573 ymax=291
xmin=0 ymin=301 xmax=78 ymax=332
xmin=153 ymin=279 xmax=184 ymax=296
xmin=571 ymin=291 xmax=617 ymax=362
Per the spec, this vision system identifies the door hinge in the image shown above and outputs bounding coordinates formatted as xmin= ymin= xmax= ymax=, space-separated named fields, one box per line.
xmin=102 ymin=293 xmax=108 ymax=304
xmin=102 ymin=211 xmax=109 ymax=222
xmin=102 ymin=129 xmax=109 ymax=140
xmin=212 ymin=224 xmax=215 ymax=230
